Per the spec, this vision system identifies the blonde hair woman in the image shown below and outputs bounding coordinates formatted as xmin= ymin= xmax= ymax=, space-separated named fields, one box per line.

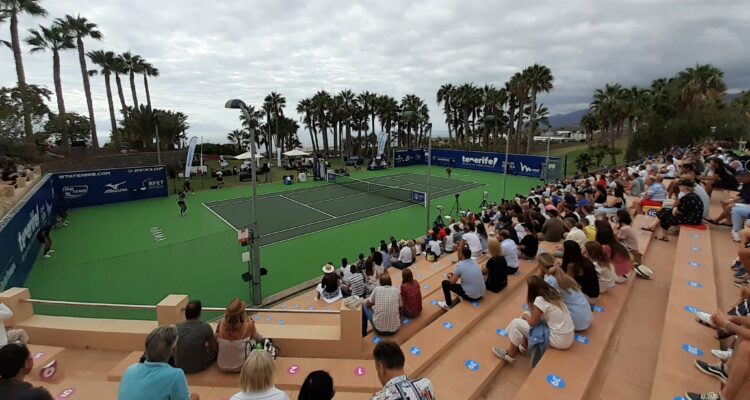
xmin=537 ymin=253 xmax=593 ymax=332
xmin=484 ymin=238 xmax=509 ymax=293
xmin=216 ymin=298 xmax=264 ymax=372
xmin=230 ymin=350 xmax=289 ymax=400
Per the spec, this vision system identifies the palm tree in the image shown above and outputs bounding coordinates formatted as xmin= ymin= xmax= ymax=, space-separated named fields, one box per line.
xmin=580 ymin=112 xmax=597 ymax=142
xmin=112 ymin=54 xmax=128 ymax=115
xmin=87 ymin=50 xmax=118 ymax=139
xmin=357 ymin=91 xmax=378 ymax=140
xmin=263 ymin=91 xmax=286 ymax=158
xmin=56 ymin=14 xmax=102 ymax=147
xmin=508 ymin=72 xmax=530 ymax=153
xmin=26 ymin=24 xmax=75 ymax=144
xmin=437 ymin=83 xmax=455 ymax=143
xmin=120 ymin=51 xmax=142 ymax=106
xmin=140 ymin=61 xmax=158 ymax=110
xmin=525 ymin=64 xmax=554 ymax=154
xmin=296 ymin=98 xmax=318 ymax=154
xmin=376 ymin=95 xmax=399 ymax=147
xmin=455 ymin=83 xmax=478 ymax=146
xmin=676 ymin=64 xmax=726 ymax=110
xmin=311 ymin=90 xmax=332 ymax=153
xmin=337 ymin=89 xmax=356 ymax=156
xmin=0 ymin=0 xmax=47 ymax=138
xmin=227 ymin=129 xmax=245 ymax=152
xmin=590 ymin=83 xmax=626 ymax=147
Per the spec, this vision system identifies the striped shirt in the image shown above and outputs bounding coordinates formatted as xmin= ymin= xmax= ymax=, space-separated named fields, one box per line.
xmin=347 ymin=273 xmax=366 ymax=297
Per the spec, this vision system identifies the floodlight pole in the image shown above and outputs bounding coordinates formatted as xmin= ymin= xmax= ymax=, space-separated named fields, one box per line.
xmin=544 ymin=131 xmax=551 ymax=183
xmin=426 ymin=123 xmax=432 ymax=231
xmin=501 ymin=129 xmax=511 ymax=201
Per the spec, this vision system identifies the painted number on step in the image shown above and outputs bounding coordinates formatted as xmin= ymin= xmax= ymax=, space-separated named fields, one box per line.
xmin=687 ymin=281 xmax=703 ymax=289
xmin=575 ymin=335 xmax=590 ymax=345
xmin=410 ymin=346 xmax=422 ymax=356
xmin=592 ymin=305 xmax=605 ymax=313
xmin=33 ymin=352 xmax=45 ymax=359
xmin=40 ymin=360 xmax=57 ymax=381
xmin=546 ymin=374 xmax=566 ymax=389
xmin=496 ymin=328 xmax=508 ymax=336
xmin=354 ymin=367 xmax=366 ymax=377
xmin=688 ymin=261 xmax=701 ymax=268
xmin=470 ymin=301 xmax=480 ymax=307
xmin=682 ymin=344 xmax=704 ymax=357
xmin=372 ymin=337 xmax=382 ymax=344
xmin=443 ymin=322 xmax=454 ymax=329
xmin=465 ymin=360 xmax=479 ymax=371
xmin=287 ymin=365 xmax=299 ymax=375
xmin=690 ymin=246 xmax=700 ymax=252
xmin=684 ymin=306 xmax=699 ymax=314
xmin=57 ymin=388 xmax=76 ymax=399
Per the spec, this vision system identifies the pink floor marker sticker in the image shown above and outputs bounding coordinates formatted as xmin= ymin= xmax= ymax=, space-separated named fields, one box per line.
xmin=57 ymin=388 xmax=76 ymax=399
xmin=354 ymin=366 xmax=366 ymax=376
xmin=288 ymin=365 xmax=300 ymax=375
xmin=33 ymin=352 xmax=45 ymax=359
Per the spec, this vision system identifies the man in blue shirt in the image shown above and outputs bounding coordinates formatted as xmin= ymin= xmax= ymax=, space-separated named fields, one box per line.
xmin=118 ymin=325 xmax=198 ymax=400
xmin=438 ymin=245 xmax=487 ymax=310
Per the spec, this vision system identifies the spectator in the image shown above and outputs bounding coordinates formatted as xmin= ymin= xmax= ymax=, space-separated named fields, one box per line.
xmin=584 ymin=241 xmax=617 ymax=294
xmin=371 ymin=341 xmax=434 ymax=400
xmin=362 ymin=274 xmax=401 ymax=337
xmin=216 ymin=298 xmax=264 ymax=372
xmin=561 ymin=240 xmax=600 ymax=303
xmin=175 ymin=300 xmax=218 ymax=374
xmin=462 ymin=222 xmax=483 ymax=258
xmin=581 ymin=217 xmax=597 ymax=242
xmin=701 ymin=157 xmax=739 ymax=197
xmin=492 ymin=275 xmax=574 ymax=363
xmin=484 ymin=238 xmax=509 ymax=293
xmin=629 ymin=175 xmax=667 ymax=216
xmin=392 ymin=240 xmax=413 ymax=269
xmin=541 ymin=209 xmax=565 ymax=242
xmin=596 ymin=221 xmax=634 ymax=281
xmin=372 ymin=252 xmax=385 ymax=277
xmin=356 ymin=253 xmax=366 ymax=271
xmin=399 ymin=268 xmax=422 ymax=319
xmin=388 ymin=240 xmax=400 ymax=260
xmin=0 ymin=303 xmax=29 ymax=346
xmin=498 ymin=230 xmax=520 ymax=272
xmin=343 ymin=263 xmax=366 ymax=298
xmin=118 ymin=325 xmax=199 ymax=400
xmin=298 ymin=370 xmax=334 ymax=400
xmin=379 ymin=243 xmax=391 ymax=269
xmin=643 ymin=180 xmax=704 ymax=242
xmin=708 ymin=171 xmax=750 ymax=229
xmin=438 ymin=246 xmax=486 ymax=310
xmin=338 ymin=258 xmax=353 ymax=280
xmin=425 ymin=232 xmax=442 ymax=260
xmin=476 ymin=222 xmax=489 ymax=253
xmin=563 ymin=218 xmax=588 ymax=249
xmin=452 ymin=223 xmax=464 ymax=243
xmin=229 ymin=350 xmax=288 ymax=400
xmin=615 ymin=210 xmax=639 ymax=251
xmin=538 ymin=255 xmax=593 ymax=331
xmin=0 ymin=343 xmax=53 ymax=400
xmin=443 ymin=227 xmax=455 ymax=253
xmin=316 ymin=264 xmax=342 ymax=302
xmin=628 ymin=172 xmax=645 ymax=196
xmin=517 ymin=223 xmax=539 ymax=260
xmin=363 ymin=258 xmax=377 ymax=296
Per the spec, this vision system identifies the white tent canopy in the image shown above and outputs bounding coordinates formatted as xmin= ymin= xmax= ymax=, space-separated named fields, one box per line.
xmin=234 ymin=151 xmax=264 ymax=160
xmin=282 ymin=149 xmax=310 ymax=157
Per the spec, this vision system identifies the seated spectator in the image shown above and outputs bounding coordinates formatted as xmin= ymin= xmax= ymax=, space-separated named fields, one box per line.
xmin=338 ymin=258 xmax=353 ymax=280
xmin=443 ymin=227 xmax=455 ymax=253
xmin=492 ymin=275 xmax=574 ymax=363
xmin=380 ymin=242 xmax=392 ymax=269
xmin=371 ymin=341 xmax=434 ymax=399
xmin=438 ymin=245 xmax=486 ymax=310
xmin=372 ymin=252 xmax=386 ymax=276
xmin=581 ymin=217 xmax=597 ymax=242
xmin=643 ymin=180 xmax=704 ymax=242
xmin=316 ymin=264 xmax=342 ymax=302
xmin=216 ymin=298 xmax=264 ymax=372
xmin=298 ymin=370 xmax=334 ymax=400
xmin=541 ymin=209 xmax=565 ymax=242
xmin=561 ymin=240 xmax=600 ymax=303
xmin=342 ymin=263 xmax=366 ymax=298
xmin=628 ymin=172 xmax=645 ymax=196
xmin=700 ymin=157 xmax=739 ymax=197
xmin=615 ymin=210 xmax=639 ymax=251
xmin=596 ymin=221 xmax=634 ymax=281
xmin=363 ymin=258 xmax=377 ymax=296
xmin=392 ymin=240 xmax=413 ymax=269
xmin=594 ymin=185 xmax=627 ymax=215
xmin=388 ymin=240 xmax=400 ymax=261
xmin=584 ymin=241 xmax=617 ymax=294
xmin=0 ymin=343 xmax=53 ymax=400
xmin=175 ymin=300 xmax=218 ymax=374
xmin=563 ymin=218 xmax=588 ymax=249
xmin=629 ymin=175 xmax=667 ymax=216
xmin=425 ymin=232 xmax=442 ymax=260
xmin=462 ymin=221 xmax=483 ymax=258
xmin=498 ymin=230 xmax=520 ymax=271
xmin=362 ymin=274 xmax=401 ymax=337
xmin=0 ymin=303 xmax=29 ymax=346
xmin=451 ymin=223 xmax=464 ymax=243
xmin=399 ymin=268 xmax=422 ymax=319
xmin=517 ymin=223 xmax=539 ymax=260
xmin=230 ymin=350 xmax=288 ymax=400
xmin=538 ymin=254 xmax=593 ymax=331
xmin=118 ymin=325 xmax=199 ymax=400
xmin=476 ymin=222 xmax=489 ymax=253
xmin=484 ymin=238 xmax=509 ymax=293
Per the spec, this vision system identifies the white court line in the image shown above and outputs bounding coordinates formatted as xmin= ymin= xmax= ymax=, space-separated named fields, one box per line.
xmin=279 ymin=194 xmax=336 ymax=218
xmin=201 ymin=202 xmax=241 ymax=231
xmin=307 ymin=191 xmax=369 ymax=205
xmin=205 ymin=183 xmax=343 ymax=207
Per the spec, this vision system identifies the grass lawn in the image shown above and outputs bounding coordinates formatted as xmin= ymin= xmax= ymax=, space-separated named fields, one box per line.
xmin=533 ymin=139 xmax=628 ymax=176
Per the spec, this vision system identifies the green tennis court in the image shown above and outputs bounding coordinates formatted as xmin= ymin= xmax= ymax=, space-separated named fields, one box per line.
xmin=204 ymin=173 xmax=483 ymax=246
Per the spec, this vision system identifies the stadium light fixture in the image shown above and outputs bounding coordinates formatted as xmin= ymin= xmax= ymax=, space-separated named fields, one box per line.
xmin=226 ymin=98 xmax=263 ymax=306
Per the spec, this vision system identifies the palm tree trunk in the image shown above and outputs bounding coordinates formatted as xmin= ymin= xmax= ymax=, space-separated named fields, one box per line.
xmin=115 ymin=72 xmax=127 ymax=114
xmin=345 ymin=124 xmax=352 ymax=157
xmin=462 ymin=110 xmax=470 ymax=147
xmin=129 ymin=70 xmax=138 ymax=106
xmin=103 ymin=71 xmax=118 ymax=142
xmin=10 ymin=13 xmax=33 ymax=138
xmin=526 ymin=91 xmax=537 ymax=154
xmin=52 ymin=50 xmax=67 ymax=146
xmin=320 ymin=120 xmax=329 ymax=153
xmin=77 ymin=38 xmax=98 ymax=147
xmin=515 ymin=100 xmax=524 ymax=154
xmin=144 ymin=74 xmax=152 ymax=110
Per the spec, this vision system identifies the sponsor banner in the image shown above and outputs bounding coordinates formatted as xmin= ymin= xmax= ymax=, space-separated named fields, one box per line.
xmin=395 ymin=148 xmax=560 ymax=179
xmin=54 ymin=166 xmax=168 ymax=208
xmin=185 ymin=136 xmax=198 ymax=178
xmin=0 ymin=175 xmax=57 ymax=291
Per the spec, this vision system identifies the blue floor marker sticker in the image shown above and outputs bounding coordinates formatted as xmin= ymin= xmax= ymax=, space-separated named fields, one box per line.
xmin=688 ymin=261 xmax=701 ymax=268
xmin=278 ymin=320 xmax=285 ymax=325
xmin=402 ymin=318 xmax=411 ymax=325
xmin=471 ymin=301 xmax=480 ymax=307
xmin=280 ymin=304 xmax=287 ymax=309
xmin=681 ymin=344 xmax=704 ymax=357
xmin=443 ymin=322 xmax=454 ymax=329
xmin=496 ymin=328 xmax=508 ymax=336
xmin=253 ymin=315 xmax=261 ymax=321
xmin=308 ymin=306 xmax=316 ymax=310
xmin=465 ymin=360 xmax=479 ymax=371
xmin=592 ymin=305 xmax=605 ymax=313
xmin=687 ymin=280 xmax=703 ymax=289
xmin=546 ymin=374 xmax=566 ymax=389
xmin=522 ymin=303 xmax=529 ymax=311
xmin=423 ymin=284 xmax=430 ymax=290
xmin=575 ymin=334 xmax=590 ymax=345
xmin=410 ymin=346 xmax=422 ymax=356
xmin=372 ymin=337 xmax=382 ymax=344
xmin=265 ymin=316 xmax=272 ymax=321
xmin=684 ymin=305 xmax=699 ymax=314
xmin=431 ymin=300 xmax=439 ymax=306
xmin=690 ymin=246 xmax=700 ymax=252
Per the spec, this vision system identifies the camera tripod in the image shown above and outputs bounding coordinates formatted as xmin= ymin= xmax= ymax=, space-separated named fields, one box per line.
xmin=479 ymin=191 xmax=489 ymax=209
xmin=434 ymin=205 xmax=446 ymax=227
xmin=449 ymin=193 xmax=463 ymax=217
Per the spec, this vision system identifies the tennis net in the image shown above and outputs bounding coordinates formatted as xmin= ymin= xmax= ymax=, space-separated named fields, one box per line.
xmin=327 ymin=173 xmax=426 ymax=206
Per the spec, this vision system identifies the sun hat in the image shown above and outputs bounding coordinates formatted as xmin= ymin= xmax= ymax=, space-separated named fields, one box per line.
xmin=399 ymin=239 xmax=407 ymax=246
xmin=322 ymin=263 xmax=335 ymax=274
xmin=635 ymin=264 xmax=654 ymax=279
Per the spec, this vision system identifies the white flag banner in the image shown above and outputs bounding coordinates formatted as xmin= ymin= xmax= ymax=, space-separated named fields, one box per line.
xmin=184 ymin=136 xmax=198 ymax=178
xmin=377 ymin=132 xmax=388 ymax=157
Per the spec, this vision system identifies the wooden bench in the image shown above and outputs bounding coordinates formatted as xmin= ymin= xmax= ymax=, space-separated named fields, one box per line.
xmin=650 ymin=225 xmax=720 ymax=398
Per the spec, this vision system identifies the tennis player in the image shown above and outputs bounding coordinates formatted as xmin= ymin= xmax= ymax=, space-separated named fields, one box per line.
xmin=178 ymin=191 xmax=187 ymax=216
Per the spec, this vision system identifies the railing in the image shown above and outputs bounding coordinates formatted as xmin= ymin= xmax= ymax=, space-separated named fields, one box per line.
xmin=22 ymin=298 xmax=341 ymax=315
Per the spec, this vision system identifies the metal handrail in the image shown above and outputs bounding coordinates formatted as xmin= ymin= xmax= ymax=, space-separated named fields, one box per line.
xmin=21 ymin=298 xmax=341 ymax=315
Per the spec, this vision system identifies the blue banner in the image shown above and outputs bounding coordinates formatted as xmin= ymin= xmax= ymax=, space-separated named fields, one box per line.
xmin=394 ymin=149 xmax=560 ymax=179
xmin=54 ymin=166 xmax=169 ymax=208
xmin=0 ymin=175 xmax=57 ymax=291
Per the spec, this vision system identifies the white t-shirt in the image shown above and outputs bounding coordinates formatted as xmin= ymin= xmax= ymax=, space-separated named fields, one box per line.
xmin=533 ymin=296 xmax=574 ymax=349
xmin=0 ymin=303 xmax=13 ymax=346
xmin=230 ymin=387 xmax=289 ymax=400
xmin=398 ymin=246 xmax=413 ymax=264
xmin=444 ymin=235 xmax=455 ymax=252
xmin=663 ymin=164 xmax=676 ymax=178
xmin=566 ymin=227 xmax=588 ymax=249
xmin=428 ymin=239 xmax=442 ymax=256
xmin=501 ymin=239 xmax=519 ymax=269
xmin=463 ymin=232 xmax=482 ymax=252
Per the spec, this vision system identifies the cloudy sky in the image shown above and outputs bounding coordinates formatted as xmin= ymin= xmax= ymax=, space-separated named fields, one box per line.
xmin=2 ymin=0 xmax=749 ymax=146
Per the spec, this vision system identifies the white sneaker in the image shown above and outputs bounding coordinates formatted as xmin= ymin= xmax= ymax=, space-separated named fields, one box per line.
xmin=44 ymin=253 xmax=51 ymax=258
xmin=695 ymin=311 xmax=715 ymax=327
xmin=437 ymin=301 xmax=451 ymax=311
xmin=48 ymin=249 xmax=56 ymax=254
xmin=711 ymin=349 xmax=732 ymax=361
xmin=732 ymin=231 xmax=741 ymax=242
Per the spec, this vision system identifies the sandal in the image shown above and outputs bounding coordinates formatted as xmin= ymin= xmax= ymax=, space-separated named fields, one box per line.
xmin=655 ymin=236 xmax=669 ymax=242
xmin=640 ymin=226 xmax=655 ymax=232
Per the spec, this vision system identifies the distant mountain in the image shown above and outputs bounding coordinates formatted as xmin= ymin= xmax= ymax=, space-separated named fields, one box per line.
xmin=548 ymin=109 xmax=588 ymax=128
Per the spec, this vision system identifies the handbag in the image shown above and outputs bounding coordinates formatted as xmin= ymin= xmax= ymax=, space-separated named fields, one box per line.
xmin=245 ymin=338 xmax=279 ymax=360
